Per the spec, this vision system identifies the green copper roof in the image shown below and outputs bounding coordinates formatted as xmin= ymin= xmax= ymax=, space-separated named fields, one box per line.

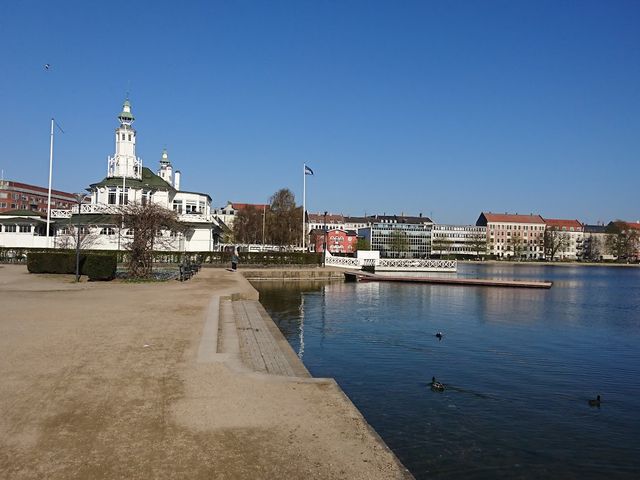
xmin=0 ymin=209 xmax=45 ymax=217
xmin=118 ymin=99 xmax=135 ymax=121
xmin=90 ymin=167 xmax=175 ymax=191
xmin=54 ymin=214 xmax=119 ymax=225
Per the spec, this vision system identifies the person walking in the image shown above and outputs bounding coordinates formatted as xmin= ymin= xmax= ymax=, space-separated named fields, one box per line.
xmin=231 ymin=248 xmax=239 ymax=271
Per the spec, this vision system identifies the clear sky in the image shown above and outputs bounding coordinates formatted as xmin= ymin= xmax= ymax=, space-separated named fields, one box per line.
xmin=1 ymin=0 xmax=638 ymax=225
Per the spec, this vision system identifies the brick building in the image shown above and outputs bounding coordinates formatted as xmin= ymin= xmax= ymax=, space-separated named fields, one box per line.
xmin=0 ymin=180 xmax=76 ymax=214
xmin=311 ymin=228 xmax=357 ymax=254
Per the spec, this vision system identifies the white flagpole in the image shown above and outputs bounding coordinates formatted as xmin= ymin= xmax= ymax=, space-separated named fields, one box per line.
xmin=46 ymin=118 xmax=54 ymax=248
xmin=302 ymin=163 xmax=306 ymax=250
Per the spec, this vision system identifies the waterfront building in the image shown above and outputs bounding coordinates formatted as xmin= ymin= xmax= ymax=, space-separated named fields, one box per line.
xmin=606 ymin=220 xmax=640 ymax=261
xmin=46 ymin=99 xmax=221 ymax=251
xmin=213 ymin=202 xmax=269 ymax=230
xmin=344 ymin=216 xmax=370 ymax=232
xmin=431 ymin=224 xmax=487 ymax=258
xmin=310 ymin=228 xmax=357 ymax=254
xmin=358 ymin=214 xmax=433 ymax=259
xmin=581 ymin=224 xmax=615 ymax=261
xmin=542 ymin=218 xmax=584 ymax=260
xmin=0 ymin=179 xmax=76 ymax=214
xmin=307 ymin=213 xmax=346 ymax=232
xmin=476 ymin=212 xmax=545 ymax=259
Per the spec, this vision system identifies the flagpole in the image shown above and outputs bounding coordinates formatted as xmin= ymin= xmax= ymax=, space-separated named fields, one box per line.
xmin=46 ymin=118 xmax=54 ymax=248
xmin=302 ymin=163 xmax=306 ymax=250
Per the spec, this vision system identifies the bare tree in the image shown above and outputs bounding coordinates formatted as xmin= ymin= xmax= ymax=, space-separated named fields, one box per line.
xmin=233 ymin=205 xmax=264 ymax=244
xmin=469 ymin=232 xmax=487 ymax=259
xmin=544 ymin=228 xmax=570 ymax=261
xmin=55 ymin=226 xmax=100 ymax=250
xmin=120 ymin=203 xmax=184 ymax=278
xmin=606 ymin=222 xmax=639 ymax=260
xmin=266 ymin=188 xmax=301 ymax=247
xmin=431 ymin=234 xmax=451 ymax=258
xmin=511 ymin=232 xmax=524 ymax=260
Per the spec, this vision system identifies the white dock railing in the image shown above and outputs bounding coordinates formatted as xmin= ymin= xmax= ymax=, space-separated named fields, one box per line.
xmin=324 ymin=251 xmax=457 ymax=272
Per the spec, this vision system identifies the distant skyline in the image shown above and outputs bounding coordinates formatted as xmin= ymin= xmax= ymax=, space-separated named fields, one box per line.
xmin=1 ymin=0 xmax=638 ymax=225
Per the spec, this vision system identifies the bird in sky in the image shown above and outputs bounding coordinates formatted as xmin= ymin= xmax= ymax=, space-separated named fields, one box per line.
xmin=44 ymin=64 xmax=51 ymax=70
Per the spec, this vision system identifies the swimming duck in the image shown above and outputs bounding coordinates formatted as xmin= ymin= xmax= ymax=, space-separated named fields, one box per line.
xmin=435 ymin=332 xmax=444 ymax=341
xmin=430 ymin=376 xmax=445 ymax=392
xmin=588 ymin=395 xmax=601 ymax=407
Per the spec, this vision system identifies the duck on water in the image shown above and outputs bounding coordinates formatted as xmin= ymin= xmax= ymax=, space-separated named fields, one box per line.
xmin=431 ymin=377 xmax=445 ymax=392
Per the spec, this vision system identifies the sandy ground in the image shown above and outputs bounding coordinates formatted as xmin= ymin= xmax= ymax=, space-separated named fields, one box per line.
xmin=0 ymin=265 xmax=411 ymax=479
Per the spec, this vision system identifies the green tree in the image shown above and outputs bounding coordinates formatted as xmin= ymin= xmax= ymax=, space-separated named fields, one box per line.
xmin=389 ymin=229 xmax=410 ymax=258
xmin=356 ymin=237 xmax=370 ymax=251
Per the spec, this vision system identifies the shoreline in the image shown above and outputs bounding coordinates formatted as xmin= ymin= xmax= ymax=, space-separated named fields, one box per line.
xmin=461 ymin=259 xmax=640 ymax=268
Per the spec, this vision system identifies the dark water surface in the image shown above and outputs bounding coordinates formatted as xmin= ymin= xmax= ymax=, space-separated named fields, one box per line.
xmin=254 ymin=264 xmax=640 ymax=479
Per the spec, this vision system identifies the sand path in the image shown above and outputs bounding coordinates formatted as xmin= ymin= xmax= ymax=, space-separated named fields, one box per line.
xmin=0 ymin=265 xmax=411 ymax=479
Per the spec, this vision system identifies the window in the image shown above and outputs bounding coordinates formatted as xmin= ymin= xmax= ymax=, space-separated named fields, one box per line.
xmin=19 ymin=225 xmax=31 ymax=233
xmin=119 ymin=188 xmax=129 ymax=205
xmin=122 ymin=133 xmax=125 ymax=140
xmin=100 ymin=227 xmax=116 ymax=235
xmin=128 ymin=134 xmax=132 ymax=141
xmin=5 ymin=225 xmax=17 ymax=232
xmin=172 ymin=200 xmax=183 ymax=213
xmin=108 ymin=187 xmax=117 ymax=205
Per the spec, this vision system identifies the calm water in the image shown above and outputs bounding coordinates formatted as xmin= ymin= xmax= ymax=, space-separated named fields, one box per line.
xmin=254 ymin=264 xmax=640 ymax=479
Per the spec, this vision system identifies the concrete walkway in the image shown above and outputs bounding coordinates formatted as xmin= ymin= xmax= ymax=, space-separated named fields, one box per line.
xmin=0 ymin=265 xmax=412 ymax=479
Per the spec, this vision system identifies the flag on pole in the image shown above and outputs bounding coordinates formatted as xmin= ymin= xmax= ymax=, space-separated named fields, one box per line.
xmin=304 ymin=165 xmax=314 ymax=175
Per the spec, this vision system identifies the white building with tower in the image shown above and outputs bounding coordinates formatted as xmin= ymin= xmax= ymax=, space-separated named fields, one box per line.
xmin=46 ymin=99 xmax=221 ymax=251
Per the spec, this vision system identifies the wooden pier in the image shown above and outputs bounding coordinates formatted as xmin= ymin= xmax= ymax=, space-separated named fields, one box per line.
xmin=344 ymin=271 xmax=553 ymax=289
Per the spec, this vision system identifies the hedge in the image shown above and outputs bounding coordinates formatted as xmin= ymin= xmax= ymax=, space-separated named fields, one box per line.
xmin=16 ymin=248 xmax=324 ymax=267
xmin=83 ymin=254 xmax=117 ymax=281
xmin=27 ymin=252 xmax=80 ymax=274
xmin=27 ymin=252 xmax=117 ymax=281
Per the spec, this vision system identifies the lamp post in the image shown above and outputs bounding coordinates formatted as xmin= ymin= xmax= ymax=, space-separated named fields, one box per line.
xmin=323 ymin=211 xmax=328 ymax=266
xmin=74 ymin=193 xmax=84 ymax=282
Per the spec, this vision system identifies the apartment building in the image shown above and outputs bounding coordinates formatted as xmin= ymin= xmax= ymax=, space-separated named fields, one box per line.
xmin=476 ymin=212 xmax=546 ymax=259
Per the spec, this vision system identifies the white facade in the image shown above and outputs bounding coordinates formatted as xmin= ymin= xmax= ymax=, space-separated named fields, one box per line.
xmin=46 ymin=99 xmax=221 ymax=252
xmin=431 ymin=224 xmax=487 ymax=257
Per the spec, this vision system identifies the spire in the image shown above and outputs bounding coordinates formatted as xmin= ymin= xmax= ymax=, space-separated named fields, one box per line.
xmin=160 ymin=148 xmax=171 ymax=165
xmin=118 ymin=99 xmax=135 ymax=126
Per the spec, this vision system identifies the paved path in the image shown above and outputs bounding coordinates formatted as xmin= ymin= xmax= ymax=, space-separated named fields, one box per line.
xmin=0 ymin=265 xmax=412 ymax=480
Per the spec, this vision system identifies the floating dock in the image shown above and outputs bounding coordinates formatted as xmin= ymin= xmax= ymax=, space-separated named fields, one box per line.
xmin=344 ymin=271 xmax=553 ymax=289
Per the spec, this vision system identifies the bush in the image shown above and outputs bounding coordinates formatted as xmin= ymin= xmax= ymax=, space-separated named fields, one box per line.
xmin=82 ymin=254 xmax=117 ymax=281
xmin=27 ymin=252 xmax=80 ymax=274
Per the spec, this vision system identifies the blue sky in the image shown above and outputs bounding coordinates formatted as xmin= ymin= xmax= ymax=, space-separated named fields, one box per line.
xmin=1 ymin=0 xmax=638 ymax=224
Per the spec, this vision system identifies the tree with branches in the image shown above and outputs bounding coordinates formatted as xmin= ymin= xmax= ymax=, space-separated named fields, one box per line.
xmin=55 ymin=225 xmax=100 ymax=250
xmin=233 ymin=205 xmax=264 ymax=244
xmin=544 ymin=228 xmax=570 ymax=261
xmin=120 ymin=203 xmax=184 ymax=278
xmin=469 ymin=232 xmax=487 ymax=259
xmin=389 ymin=229 xmax=410 ymax=258
xmin=265 ymin=188 xmax=301 ymax=247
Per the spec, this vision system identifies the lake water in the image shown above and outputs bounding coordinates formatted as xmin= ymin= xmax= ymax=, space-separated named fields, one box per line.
xmin=254 ymin=264 xmax=640 ymax=479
